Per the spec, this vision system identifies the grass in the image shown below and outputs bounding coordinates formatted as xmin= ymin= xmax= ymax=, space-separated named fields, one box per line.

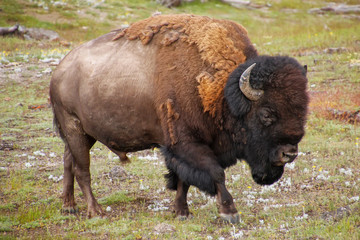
xmin=0 ymin=0 xmax=360 ymax=239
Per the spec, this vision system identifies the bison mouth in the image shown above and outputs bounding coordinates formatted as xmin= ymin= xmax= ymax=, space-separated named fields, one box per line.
xmin=251 ymin=166 xmax=284 ymax=185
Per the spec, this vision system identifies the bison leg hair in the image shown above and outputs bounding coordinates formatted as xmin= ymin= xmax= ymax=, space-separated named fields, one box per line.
xmin=216 ymin=182 xmax=240 ymax=224
xmin=163 ymin=143 xmax=240 ymax=223
xmin=174 ymin=179 xmax=191 ymax=219
xmin=61 ymin=145 xmax=78 ymax=214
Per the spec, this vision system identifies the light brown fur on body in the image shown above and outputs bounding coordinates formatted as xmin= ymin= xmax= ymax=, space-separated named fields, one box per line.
xmin=114 ymin=14 xmax=256 ymax=117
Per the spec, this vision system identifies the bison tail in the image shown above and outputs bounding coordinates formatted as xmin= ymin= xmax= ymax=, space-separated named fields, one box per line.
xmin=51 ymin=107 xmax=67 ymax=144
xmin=162 ymin=147 xmax=217 ymax=196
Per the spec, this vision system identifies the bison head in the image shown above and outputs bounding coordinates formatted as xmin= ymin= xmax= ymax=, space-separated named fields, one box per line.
xmin=225 ymin=56 xmax=309 ymax=185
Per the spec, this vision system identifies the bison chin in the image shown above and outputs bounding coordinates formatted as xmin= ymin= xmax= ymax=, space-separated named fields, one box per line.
xmin=251 ymin=165 xmax=284 ymax=185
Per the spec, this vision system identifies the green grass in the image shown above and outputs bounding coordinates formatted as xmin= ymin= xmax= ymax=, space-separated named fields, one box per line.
xmin=0 ymin=0 xmax=359 ymax=239
xmin=99 ymin=191 xmax=135 ymax=205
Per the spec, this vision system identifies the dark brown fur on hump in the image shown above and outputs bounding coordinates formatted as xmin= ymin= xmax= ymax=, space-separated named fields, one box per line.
xmin=113 ymin=14 xmax=257 ymax=117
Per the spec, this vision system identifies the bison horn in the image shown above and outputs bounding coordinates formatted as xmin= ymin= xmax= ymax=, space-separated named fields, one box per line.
xmin=239 ymin=63 xmax=264 ymax=101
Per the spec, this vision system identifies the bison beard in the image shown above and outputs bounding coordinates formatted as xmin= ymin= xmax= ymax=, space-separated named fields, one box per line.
xmin=49 ymin=14 xmax=309 ymax=224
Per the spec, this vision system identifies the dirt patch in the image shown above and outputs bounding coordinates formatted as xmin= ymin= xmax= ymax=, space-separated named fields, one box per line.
xmin=309 ymin=86 xmax=360 ymax=124
xmin=25 ymin=10 xmax=72 ymax=24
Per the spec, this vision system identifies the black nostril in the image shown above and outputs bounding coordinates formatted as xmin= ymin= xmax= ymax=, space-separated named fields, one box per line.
xmin=282 ymin=152 xmax=298 ymax=163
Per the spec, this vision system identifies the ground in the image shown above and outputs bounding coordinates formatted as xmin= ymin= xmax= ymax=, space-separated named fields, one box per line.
xmin=0 ymin=0 xmax=359 ymax=239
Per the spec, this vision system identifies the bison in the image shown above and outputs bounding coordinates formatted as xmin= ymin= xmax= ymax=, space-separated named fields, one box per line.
xmin=50 ymin=14 xmax=309 ymax=223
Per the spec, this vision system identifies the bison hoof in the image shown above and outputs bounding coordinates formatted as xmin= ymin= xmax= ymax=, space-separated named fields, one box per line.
xmin=62 ymin=206 xmax=79 ymax=214
xmin=176 ymin=213 xmax=193 ymax=221
xmin=87 ymin=206 xmax=105 ymax=218
xmin=220 ymin=212 xmax=240 ymax=224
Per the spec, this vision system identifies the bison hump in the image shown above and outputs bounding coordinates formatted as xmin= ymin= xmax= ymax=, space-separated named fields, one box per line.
xmin=114 ymin=14 xmax=256 ymax=117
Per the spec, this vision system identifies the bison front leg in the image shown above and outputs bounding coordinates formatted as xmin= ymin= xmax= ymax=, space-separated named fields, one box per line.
xmin=174 ymin=179 xmax=190 ymax=220
xmin=164 ymin=143 xmax=240 ymax=223
xmin=216 ymin=182 xmax=240 ymax=224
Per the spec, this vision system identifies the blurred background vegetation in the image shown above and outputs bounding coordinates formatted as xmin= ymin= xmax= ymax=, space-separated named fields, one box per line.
xmin=0 ymin=0 xmax=359 ymax=239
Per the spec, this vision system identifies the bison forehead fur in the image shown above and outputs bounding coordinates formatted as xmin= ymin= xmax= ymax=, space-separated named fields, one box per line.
xmin=49 ymin=14 xmax=309 ymax=222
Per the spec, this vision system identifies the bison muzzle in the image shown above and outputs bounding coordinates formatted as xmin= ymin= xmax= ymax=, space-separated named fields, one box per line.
xmin=50 ymin=14 xmax=309 ymax=223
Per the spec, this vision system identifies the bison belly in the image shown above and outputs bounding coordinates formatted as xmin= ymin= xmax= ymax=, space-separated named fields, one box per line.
xmin=50 ymin=31 xmax=164 ymax=152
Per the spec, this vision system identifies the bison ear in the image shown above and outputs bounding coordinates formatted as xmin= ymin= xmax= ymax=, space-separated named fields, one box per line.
xmin=258 ymin=108 xmax=276 ymax=127
xmin=303 ymin=65 xmax=307 ymax=75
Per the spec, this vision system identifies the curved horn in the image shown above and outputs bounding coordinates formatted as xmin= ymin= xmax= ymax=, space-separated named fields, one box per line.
xmin=239 ymin=63 xmax=264 ymax=101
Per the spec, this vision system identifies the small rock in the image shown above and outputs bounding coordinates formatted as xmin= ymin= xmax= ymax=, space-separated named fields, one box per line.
xmin=60 ymin=40 xmax=71 ymax=47
xmin=322 ymin=206 xmax=351 ymax=221
xmin=109 ymin=166 xmax=127 ymax=180
xmin=0 ymin=167 xmax=7 ymax=171
xmin=157 ymin=0 xmax=181 ymax=8
xmin=0 ymin=140 xmax=14 ymax=151
xmin=40 ymin=58 xmax=55 ymax=63
xmin=323 ymin=47 xmax=348 ymax=54
xmin=25 ymin=27 xmax=60 ymax=41
xmin=153 ymin=223 xmax=176 ymax=234
xmin=309 ymin=3 xmax=360 ymax=14
xmin=42 ymin=68 xmax=52 ymax=74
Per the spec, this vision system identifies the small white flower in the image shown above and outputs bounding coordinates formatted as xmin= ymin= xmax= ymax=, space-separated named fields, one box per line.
xmin=106 ymin=206 xmax=112 ymax=212
xmin=25 ymin=162 xmax=32 ymax=168
xmin=339 ymin=168 xmax=353 ymax=176
xmin=33 ymin=150 xmax=45 ymax=156
xmin=349 ymin=196 xmax=359 ymax=202
xmin=286 ymin=162 xmax=296 ymax=170
xmin=231 ymin=174 xmax=241 ymax=181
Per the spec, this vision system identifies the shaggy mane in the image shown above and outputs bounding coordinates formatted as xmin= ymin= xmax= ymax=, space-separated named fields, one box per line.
xmin=113 ymin=14 xmax=256 ymax=117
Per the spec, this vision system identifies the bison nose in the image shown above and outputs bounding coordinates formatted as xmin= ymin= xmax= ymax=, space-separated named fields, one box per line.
xmin=281 ymin=151 xmax=298 ymax=164
xmin=280 ymin=144 xmax=298 ymax=165
xmin=272 ymin=144 xmax=298 ymax=166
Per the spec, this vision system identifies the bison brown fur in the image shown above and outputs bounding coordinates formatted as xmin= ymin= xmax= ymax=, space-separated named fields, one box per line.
xmin=50 ymin=14 xmax=309 ymax=223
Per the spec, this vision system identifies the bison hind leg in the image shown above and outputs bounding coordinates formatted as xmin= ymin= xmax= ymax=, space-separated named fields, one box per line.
xmin=61 ymin=144 xmax=78 ymax=214
xmin=55 ymin=110 xmax=104 ymax=218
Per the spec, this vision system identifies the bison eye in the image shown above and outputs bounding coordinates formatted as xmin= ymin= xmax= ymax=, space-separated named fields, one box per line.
xmin=258 ymin=108 xmax=276 ymax=127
